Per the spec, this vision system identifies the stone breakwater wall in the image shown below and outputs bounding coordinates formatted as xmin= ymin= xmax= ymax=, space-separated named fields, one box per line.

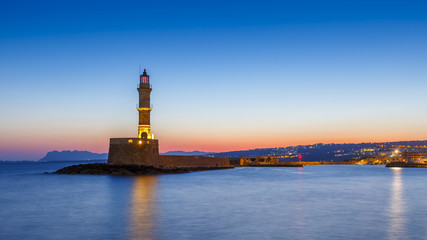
xmin=159 ymin=155 xmax=231 ymax=168
xmin=108 ymin=138 xmax=231 ymax=168
xmin=386 ymin=162 xmax=427 ymax=168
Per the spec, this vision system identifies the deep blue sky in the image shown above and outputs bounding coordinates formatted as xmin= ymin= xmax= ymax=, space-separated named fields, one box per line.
xmin=1 ymin=0 xmax=427 ymax=160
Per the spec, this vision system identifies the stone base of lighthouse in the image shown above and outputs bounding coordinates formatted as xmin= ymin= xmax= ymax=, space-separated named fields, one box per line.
xmin=107 ymin=138 xmax=231 ymax=168
xmin=108 ymin=138 xmax=161 ymax=167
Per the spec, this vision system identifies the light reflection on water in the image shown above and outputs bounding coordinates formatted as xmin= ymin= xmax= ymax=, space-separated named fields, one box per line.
xmin=129 ymin=176 xmax=157 ymax=240
xmin=388 ymin=167 xmax=406 ymax=240
xmin=294 ymin=166 xmax=306 ymax=239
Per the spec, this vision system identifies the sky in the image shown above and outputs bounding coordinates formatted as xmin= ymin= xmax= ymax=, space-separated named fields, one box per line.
xmin=1 ymin=0 xmax=427 ymax=160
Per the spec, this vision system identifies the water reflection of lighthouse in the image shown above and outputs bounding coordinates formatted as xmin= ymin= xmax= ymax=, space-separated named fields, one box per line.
xmin=388 ymin=168 xmax=407 ymax=240
xmin=130 ymin=176 xmax=158 ymax=240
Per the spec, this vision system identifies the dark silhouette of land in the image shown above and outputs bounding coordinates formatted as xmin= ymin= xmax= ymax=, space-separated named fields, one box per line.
xmin=212 ymin=140 xmax=427 ymax=162
xmin=42 ymin=140 xmax=427 ymax=163
xmin=53 ymin=163 xmax=233 ymax=175
xmin=40 ymin=150 xmax=108 ymax=162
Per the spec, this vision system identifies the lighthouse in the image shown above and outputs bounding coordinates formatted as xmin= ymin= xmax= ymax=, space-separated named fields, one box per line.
xmin=137 ymin=69 xmax=153 ymax=139
xmin=107 ymin=69 xmax=160 ymax=166
xmin=107 ymin=69 xmax=230 ymax=169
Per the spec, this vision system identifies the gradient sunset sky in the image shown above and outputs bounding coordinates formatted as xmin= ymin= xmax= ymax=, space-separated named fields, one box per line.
xmin=1 ymin=0 xmax=427 ymax=160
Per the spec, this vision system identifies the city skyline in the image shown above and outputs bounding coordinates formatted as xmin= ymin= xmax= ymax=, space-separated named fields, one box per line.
xmin=1 ymin=0 xmax=427 ymax=160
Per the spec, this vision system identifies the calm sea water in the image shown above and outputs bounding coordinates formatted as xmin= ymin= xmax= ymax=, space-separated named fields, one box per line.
xmin=1 ymin=162 xmax=427 ymax=240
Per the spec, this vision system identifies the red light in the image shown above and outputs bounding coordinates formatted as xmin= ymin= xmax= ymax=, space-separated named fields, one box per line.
xmin=140 ymin=76 xmax=149 ymax=83
xmin=298 ymin=155 xmax=302 ymax=160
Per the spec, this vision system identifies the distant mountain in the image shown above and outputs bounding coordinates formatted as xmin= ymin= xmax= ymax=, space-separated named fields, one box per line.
xmin=38 ymin=140 xmax=427 ymax=162
xmin=40 ymin=150 xmax=108 ymax=162
xmin=162 ymin=151 xmax=215 ymax=156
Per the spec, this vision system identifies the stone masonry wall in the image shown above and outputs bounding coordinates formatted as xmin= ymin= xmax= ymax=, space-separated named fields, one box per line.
xmin=108 ymin=138 xmax=160 ymax=167
xmin=159 ymin=155 xmax=231 ymax=168
xmin=108 ymin=138 xmax=231 ymax=168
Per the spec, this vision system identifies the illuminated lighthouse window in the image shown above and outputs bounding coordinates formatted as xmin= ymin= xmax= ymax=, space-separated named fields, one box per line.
xmin=140 ymin=76 xmax=149 ymax=83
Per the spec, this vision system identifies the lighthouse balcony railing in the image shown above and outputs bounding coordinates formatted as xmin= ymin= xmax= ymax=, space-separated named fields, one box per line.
xmin=137 ymin=104 xmax=153 ymax=109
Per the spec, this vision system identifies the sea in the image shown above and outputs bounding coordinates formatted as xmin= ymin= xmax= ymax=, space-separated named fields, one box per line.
xmin=1 ymin=161 xmax=426 ymax=240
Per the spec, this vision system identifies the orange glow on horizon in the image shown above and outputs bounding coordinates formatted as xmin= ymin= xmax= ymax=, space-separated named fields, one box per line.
xmin=1 ymin=124 xmax=426 ymax=160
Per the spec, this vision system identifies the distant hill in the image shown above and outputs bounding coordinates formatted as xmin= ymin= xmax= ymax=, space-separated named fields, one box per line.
xmin=212 ymin=140 xmax=427 ymax=162
xmin=40 ymin=150 xmax=108 ymax=162
xmin=38 ymin=140 xmax=427 ymax=162
xmin=162 ymin=151 xmax=215 ymax=156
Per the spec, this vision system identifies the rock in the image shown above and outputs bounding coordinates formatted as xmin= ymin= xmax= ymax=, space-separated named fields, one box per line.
xmin=53 ymin=163 xmax=233 ymax=175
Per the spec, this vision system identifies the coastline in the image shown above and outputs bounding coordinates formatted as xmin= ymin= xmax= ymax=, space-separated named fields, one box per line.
xmin=53 ymin=163 xmax=234 ymax=175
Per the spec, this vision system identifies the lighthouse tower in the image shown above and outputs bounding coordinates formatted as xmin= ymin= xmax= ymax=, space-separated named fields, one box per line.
xmin=137 ymin=69 xmax=153 ymax=139
xmin=107 ymin=69 xmax=160 ymax=166
xmin=107 ymin=69 xmax=230 ymax=168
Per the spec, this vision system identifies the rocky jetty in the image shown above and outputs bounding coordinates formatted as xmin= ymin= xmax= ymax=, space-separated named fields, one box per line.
xmin=53 ymin=163 xmax=233 ymax=175
xmin=243 ymin=164 xmax=304 ymax=167
xmin=386 ymin=162 xmax=427 ymax=168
